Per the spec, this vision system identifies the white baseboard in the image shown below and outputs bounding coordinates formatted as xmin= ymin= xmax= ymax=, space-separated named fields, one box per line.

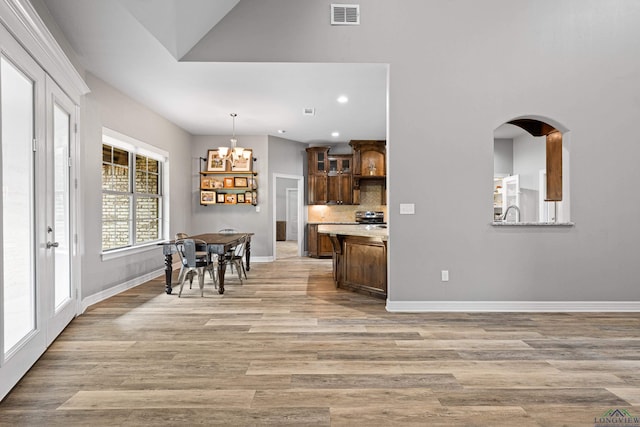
xmin=250 ymin=256 xmax=273 ymax=263
xmin=80 ymin=268 xmax=166 ymax=314
xmin=80 ymin=257 xmax=277 ymax=314
xmin=386 ymin=300 xmax=640 ymax=312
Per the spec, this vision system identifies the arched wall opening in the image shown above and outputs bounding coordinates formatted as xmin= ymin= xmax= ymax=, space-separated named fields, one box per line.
xmin=493 ymin=116 xmax=571 ymax=224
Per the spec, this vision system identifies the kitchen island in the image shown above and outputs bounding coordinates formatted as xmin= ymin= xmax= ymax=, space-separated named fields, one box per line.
xmin=317 ymin=224 xmax=388 ymax=299
xmin=307 ymin=222 xmax=357 ymax=258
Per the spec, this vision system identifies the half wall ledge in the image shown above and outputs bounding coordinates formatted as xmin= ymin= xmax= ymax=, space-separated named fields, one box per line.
xmin=491 ymin=222 xmax=575 ymax=226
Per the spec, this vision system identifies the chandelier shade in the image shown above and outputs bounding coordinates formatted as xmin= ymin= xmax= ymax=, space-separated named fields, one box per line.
xmin=219 ymin=113 xmax=249 ymax=161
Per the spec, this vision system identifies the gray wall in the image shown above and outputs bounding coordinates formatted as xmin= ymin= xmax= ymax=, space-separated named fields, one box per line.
xmin=30 ymin=0 xmax=84 ymax=76
xmin=186 ymin=0 xmax=640 ymax=302
xmin=190 ymin=135 xmax=271 ymax=258
xmin=190 ymin=135 xmax=306 ymax=260
xmin=81 ymin=73 xmax=192 ymax=297
xmin=493 ymin=139 xmax=513 ymax=176
xmin=513 ymin=133 xmax=545 ymax=191
xmin=267 ymin=135 xmax=307 ymax=179
xmin=267 ymin=135 xmax=307 ymax=247
xmin=30 ymin=0 xmax=192 ymax=300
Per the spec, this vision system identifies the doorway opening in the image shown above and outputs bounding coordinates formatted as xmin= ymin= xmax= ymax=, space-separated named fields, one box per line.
xmin=273 ymin=174 xmax=304 ymax=259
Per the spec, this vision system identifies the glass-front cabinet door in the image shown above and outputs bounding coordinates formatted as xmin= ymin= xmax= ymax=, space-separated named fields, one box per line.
xmin=328 ymin=155 xmax=351 ymax=175
xmin=308 ymin=147 xmax=329 ymax=174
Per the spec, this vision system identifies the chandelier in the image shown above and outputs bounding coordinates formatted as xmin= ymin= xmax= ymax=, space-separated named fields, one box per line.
xmin=218 ymin=113 xmax=251 ymax=161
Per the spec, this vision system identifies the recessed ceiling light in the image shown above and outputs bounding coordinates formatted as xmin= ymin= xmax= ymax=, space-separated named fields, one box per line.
xmin=277 ymin=129 xmax=286 ymax=134
xmin=331 ymin=132 xmax=340 ymax=138
xmin=337 ymin=95 xmax=348 ymax=104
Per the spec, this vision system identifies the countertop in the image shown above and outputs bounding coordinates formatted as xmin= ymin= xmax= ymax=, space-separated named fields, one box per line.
xmin=307 ymin=221 xmax=358 ymax=225
xmin=317 ymin=224 xmax=388 ymax=240
xmin=491 ymin=221 xmax=575 ymax=226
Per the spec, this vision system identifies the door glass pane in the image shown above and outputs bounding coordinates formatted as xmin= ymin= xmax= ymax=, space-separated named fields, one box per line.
xmin=1 ymin=57 xmax=36 ymax=354
xmin=53 ymin=104 xmax=70 ymax=309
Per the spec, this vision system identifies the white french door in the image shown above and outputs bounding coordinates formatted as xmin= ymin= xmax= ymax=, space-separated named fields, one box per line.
xmin=0 ymin=24 xmax=78 ymax=401
xmin=44 ymin=75 xmax=77 ymax=344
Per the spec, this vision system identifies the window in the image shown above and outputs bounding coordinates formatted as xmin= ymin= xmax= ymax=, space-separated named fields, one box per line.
xmin=101 ymin=129 xmax=166 ymax=251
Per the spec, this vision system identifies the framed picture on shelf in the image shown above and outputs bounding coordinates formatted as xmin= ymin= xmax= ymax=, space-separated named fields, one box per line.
xmin=212 ymin=178 xmax=224 ymax=189
xmin=234 ymin=176 xmax=248 ymax=188
xmin=207 ymin=149 xmax=227 ymax=172
xmin=223 ymin=177 xmax=234 ymax=188
xmin=231 ymin=149 xmax=252 ymax=171
xmin=216 ymin=192 xmax=226 ymax=204
xmin=244 ymin=191 xmax=252 ymax=204
xmin=200 ymin=190 xmax=216 ymax=205
xmin=225 ymin=193 xmax=237 ymax=204
xmin=200 ymin=176 xmax=215 ymax=189
xmin=237 ymin=193 xmax=245 ymax=203
xmin=252 ymin=190 xmax=257 ymax=205
xmin=247 ymin=176 xmax=258 ymax=189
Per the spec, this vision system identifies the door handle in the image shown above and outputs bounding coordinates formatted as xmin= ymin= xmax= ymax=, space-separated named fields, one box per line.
xmin=46 ymin=241 xmax=59 ymax=249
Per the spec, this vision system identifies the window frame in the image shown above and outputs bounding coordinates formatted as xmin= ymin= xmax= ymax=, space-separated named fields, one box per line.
xmin=101 ymin=128 xmax=169 ymax=257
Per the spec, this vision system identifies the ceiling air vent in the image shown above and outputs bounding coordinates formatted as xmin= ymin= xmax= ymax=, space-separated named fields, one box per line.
xmin=331 ymin=4 xmax=360 ymax=25
xmin=303 ymin=107 xmax=315 ymax=116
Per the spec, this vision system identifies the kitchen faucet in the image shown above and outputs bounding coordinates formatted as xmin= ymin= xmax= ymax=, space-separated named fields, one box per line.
xmin=502 ymin=205 xmax=520 ymax=222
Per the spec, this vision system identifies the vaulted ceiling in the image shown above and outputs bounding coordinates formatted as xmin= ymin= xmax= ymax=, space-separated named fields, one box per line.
xmin=41 ymin=0 xmax=387 ymax=143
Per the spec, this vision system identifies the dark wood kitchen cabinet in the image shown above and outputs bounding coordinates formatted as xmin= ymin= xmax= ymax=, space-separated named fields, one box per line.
xmin=343 ymin=236 xmax=387 ymax=298
xmin=306 ymin=147 xmax=353 ymax=205
xmin=349 ymin=140 xmax=386 ymax=205
xmin=327 ymin=154 xmax=352 ymax=205
xmin=327 ymin=233 xmax=387 ymax=299
xmin=306 ymin=147 xmax=329 ymax=205
xmin=307 ymin=224 xmax=333 ymax=258
xmin=307 ymin=173 xmax=328 ymax=205
xmin=307 ymin=146 xmax=329 ymax=174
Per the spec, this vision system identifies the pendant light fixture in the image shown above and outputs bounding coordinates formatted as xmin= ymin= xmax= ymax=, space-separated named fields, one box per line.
xmin=219 ymin=113 xmax=250 ymax=162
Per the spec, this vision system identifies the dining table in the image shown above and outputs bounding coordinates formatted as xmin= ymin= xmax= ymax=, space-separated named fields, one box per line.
xmin=159 ymin=233 xmax=252 ymax=295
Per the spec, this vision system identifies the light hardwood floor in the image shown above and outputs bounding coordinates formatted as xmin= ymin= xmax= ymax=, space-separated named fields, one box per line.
xmin=1 ymin=255 xmax=640 ymax=426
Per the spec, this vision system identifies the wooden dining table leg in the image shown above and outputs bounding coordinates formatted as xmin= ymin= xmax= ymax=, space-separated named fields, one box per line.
xmin=164 ymin=252 xmax=173 ymax=294
xmin=217 ymin=253 xmax=227 ymax=294
xmin=245 ymin=239 xmax=251 ymax=271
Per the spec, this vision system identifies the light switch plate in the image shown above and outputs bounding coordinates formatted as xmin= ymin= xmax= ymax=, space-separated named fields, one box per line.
xmin=399 ymin=203 xmax=415 ymax=215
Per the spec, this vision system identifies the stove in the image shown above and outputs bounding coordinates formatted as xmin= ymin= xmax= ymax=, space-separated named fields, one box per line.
xmin=355 ymin=211 xmax=385 ymax=224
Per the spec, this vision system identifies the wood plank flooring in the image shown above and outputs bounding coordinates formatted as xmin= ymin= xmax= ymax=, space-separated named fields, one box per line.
xmin=1 ymin=254 xmax=640 ymax=426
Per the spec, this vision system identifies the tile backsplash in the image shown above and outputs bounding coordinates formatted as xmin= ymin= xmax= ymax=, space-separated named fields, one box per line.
xmin=307 ymin=182 xmax=386 ymax=222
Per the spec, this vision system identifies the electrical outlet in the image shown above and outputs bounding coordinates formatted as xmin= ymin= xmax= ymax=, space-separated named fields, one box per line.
xmin=399 ymin=203 xmax=415 ymax=215
xmin=441 ymin=270 xmax=449 ymax=282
